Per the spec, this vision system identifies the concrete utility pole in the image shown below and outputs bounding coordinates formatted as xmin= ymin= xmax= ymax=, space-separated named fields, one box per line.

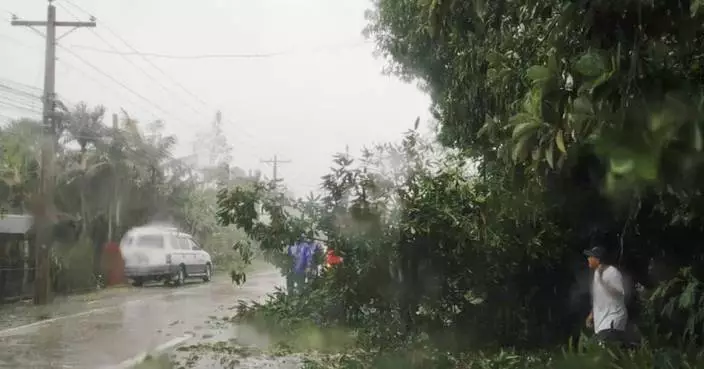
xmin=12 ymin=0 xmax=96 ymax=305
xmin=260 ymin=155 xmax=291 ymax=189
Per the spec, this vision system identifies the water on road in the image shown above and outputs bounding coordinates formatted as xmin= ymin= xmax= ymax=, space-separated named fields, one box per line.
xmin=0 ymin=268 xmax=285 ymax=369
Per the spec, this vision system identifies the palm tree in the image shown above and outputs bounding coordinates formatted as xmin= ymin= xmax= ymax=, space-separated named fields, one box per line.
xmin=59 ymin=104 xmax=109 ymax=235
xmin=0 ymin=119 xmax=42 ymax=213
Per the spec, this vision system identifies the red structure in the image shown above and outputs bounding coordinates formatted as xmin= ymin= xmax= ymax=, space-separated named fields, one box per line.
xmin=101 ymin=242 xmax=126 ymax=286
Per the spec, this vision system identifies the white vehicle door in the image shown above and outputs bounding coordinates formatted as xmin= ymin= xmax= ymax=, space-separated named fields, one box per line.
xmin=173 ymin=236 xmax=190 ymax=272
xmin=165 ymin=234 xmax=181 ymax=268
xmin=186 ymin=238 xmax=206 ymax=274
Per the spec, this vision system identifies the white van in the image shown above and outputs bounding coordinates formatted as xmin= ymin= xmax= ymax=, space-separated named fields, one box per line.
xmin=120 ymin=225 xmax=213 ymax=286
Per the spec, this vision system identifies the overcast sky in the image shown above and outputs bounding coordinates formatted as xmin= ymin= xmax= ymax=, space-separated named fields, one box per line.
xmin=0 ymin=0 xmax=431 ymax=196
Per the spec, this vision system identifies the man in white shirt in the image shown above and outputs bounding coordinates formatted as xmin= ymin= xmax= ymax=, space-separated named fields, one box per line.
xmin=584 ymin=246 xmax=628 ymax=345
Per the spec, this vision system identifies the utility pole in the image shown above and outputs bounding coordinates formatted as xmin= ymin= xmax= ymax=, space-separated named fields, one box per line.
xmin=260 ymin=155 xmax=291 ymax=189
xmin=12 ymin=0 xmax=96 ymax=305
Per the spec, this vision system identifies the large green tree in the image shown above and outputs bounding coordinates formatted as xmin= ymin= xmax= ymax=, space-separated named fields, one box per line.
xmin=217 ymin=0 xmax=704 ymax=353
xmin=363 ymin=0 xmax=704 ymax=346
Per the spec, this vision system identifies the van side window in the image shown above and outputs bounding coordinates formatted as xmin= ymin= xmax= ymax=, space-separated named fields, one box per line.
xmin=168 ymin=235 xmax=180 ymax=249
xmin=136 ymin=234 xmax=164 ymax=249
xmin=177 ymin=237 xmax=190 ymax=250
xmin=188 ymin=238 xmax=201 ymax=250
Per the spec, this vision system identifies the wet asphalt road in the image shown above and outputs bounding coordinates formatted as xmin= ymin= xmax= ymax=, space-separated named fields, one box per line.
xmin=0 ymin=268 xmax=284 ymax=369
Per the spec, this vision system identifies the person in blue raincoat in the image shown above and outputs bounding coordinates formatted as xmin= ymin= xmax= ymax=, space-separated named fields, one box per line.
xmin=286 ymin=234 xmax=311 ymax=294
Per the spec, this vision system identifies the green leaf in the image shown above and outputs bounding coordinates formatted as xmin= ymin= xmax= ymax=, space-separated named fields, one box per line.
xmin=573 ymin=96 xmax=593 ymax=115
xmin=508 ymin=112 xmax=536 ymax=126
xmin=477 ymin=118 xmax=495 ymax=138
xmin=555 ymin=130 xmax=567 ymax=153
xmin=610 ymin=157 xmax=635 ymax=175
xmin=693 ymin=122 xmax=703 ymax=151
xmin=649 ymin=111 xmax=668 ymax=132
xmin=605 ymin=171 xmax=619 ymax=194
xmin=575 ymin=51 xmax=607 ymax=77
xmin=512 ymin=122 xmax=541 ymax=140
xmin=526 ymin=66 xmax=550 ymax=83
xmin=634 ymin=153 xmax=658 ymax=181
xmin=679 ymin=280 xmax=699 ymax=309
xmin=545 ymin=141 xmax=555 ymax=169
xmin=512 ymin=136 xmax=531 ymax=162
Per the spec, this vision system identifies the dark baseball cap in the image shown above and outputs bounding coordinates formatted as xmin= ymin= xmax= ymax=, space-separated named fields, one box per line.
xmin=583 ymin=246 xmax=606 ymax=259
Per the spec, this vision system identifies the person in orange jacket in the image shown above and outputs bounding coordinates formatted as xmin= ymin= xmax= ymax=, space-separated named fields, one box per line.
xmin=325 ymin=248 xmax=343 ymax=269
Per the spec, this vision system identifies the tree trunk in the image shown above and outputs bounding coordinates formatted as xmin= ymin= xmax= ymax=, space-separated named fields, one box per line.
xmin=80 ymin=182 xmax=88 ymax=235
xmin=107 ymin=200 xmax=113 ymax=242
xmin=115 ymin=195 xmax=122 ymax=234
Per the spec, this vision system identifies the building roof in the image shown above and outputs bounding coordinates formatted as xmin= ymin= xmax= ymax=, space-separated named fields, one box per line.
xmin=0 ymin=214 xmax=34 ymax=234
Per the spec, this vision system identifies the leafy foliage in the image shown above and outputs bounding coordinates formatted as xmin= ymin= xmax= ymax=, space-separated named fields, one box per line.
xmin=0 ymin=107 xmax=255 ymax=296
xmin=215 ymin=1 xmax=704 ymax=366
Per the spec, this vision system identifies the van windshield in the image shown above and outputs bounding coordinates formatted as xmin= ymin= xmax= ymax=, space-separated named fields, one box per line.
xmin=135 ymin=234 xmax=165 ymax=249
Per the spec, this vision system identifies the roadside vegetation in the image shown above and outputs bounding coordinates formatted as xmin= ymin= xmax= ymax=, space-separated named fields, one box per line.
xmin=0 ymin=108 xmax=256 ymax=299
xmin=212 ymin=0 xmax=704 ymax=368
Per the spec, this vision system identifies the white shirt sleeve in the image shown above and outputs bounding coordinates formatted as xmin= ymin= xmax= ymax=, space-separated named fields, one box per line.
xmin=603 ymin=266 xmax=625 ymax=295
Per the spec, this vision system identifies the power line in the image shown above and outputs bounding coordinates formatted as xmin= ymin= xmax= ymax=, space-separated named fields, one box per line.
xmin=57 ymin=44 xmax=181 ymax=124
xmin=11 ymin=6 xmax=191 ymax=128
xmin=60 ymin=0 xmax=264 ymax=152
xmin=0 ymin=100 xmax=42 ymax=114
xmin=0 ymin=77 xmax=43 ymax=92
xmin=59 ymin=1 xmax=271 ymax=163
xmin=60 ymin=0 xmax=210 ymax=109
xmin=56 ymin=2 xmax=206 ymax=120
xmin=66 ymin=41 xmax=371 ymax=60
xmin=0 ymin=88 xmax=41 ymax=104
xmin=55 ymin=55 xmax=159 ymax=122
xmin=17 ymin=1 xmax=268 ymax=166
xmin=0 ymin=98 xmax=41 ymax=113
xmin=67 ymin=45 xmax=286 ymax=59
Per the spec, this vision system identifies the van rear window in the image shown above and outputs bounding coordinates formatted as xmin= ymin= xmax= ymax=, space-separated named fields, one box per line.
xmin=135 ymin=234 xmax=165 ymax=249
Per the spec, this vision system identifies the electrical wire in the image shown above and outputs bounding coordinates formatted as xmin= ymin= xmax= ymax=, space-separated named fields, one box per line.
xmin=0 ymin=90 xmax=41 ymax=107
xmin=67 ymin=41 xmax=371 ymax=60
xmin=56 ymin=2 xmax=206 ymax=121
xmin=10 ymin=2 xmax=270 ymax=168
xmin=57 ymin=44 xmax=183 ymax=124
xmin=6 ymin=9 xmax=182 ymax=126
xmin=0 ymin=78 xmax=42 ymax=95
xmin=0 ymin=100 xmax=41 ymax=114
xmin=2 ymin=18 xmax=224 ymax=181
xmin=60 ymin=0 xmax=284 ymax=147
xmin=61 ymin=0 xmax=210 ymax=110
xmin=0 ymin=84 xmax=41 ymax=101
xmin=55 ymin=56 xmax=160 ymax=122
